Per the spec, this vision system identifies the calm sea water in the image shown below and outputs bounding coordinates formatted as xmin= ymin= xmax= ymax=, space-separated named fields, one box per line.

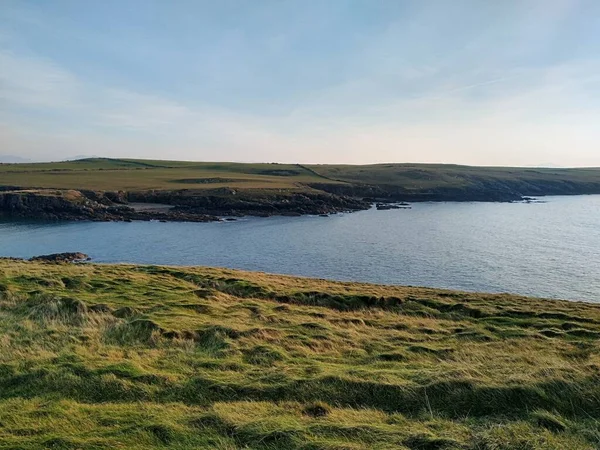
xmin=1 ymin=195 xmax=599 ymax=302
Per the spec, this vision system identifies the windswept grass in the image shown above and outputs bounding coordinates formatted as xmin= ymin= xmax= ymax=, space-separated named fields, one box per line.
xmin=0 ymin=158 xmax=332 ymax=192
xmin=1 ymin=259 xmax=600 ymax=448
xmin=309 ymin=163 xmax=600 ymax=192
xmin=3 ymin=158 xmax=600 ymax=198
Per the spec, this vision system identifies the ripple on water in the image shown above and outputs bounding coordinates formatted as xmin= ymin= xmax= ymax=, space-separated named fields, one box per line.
xmin=1 ymin=195 xmax=600 ymax=302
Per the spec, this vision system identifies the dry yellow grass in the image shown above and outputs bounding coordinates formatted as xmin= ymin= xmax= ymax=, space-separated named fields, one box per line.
xmin=0 ymin=259 xmax=599 ymax=448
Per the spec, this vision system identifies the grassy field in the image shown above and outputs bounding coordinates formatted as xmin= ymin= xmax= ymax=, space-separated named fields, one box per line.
xmin=1 ymin=260 xmax=600 ymax=448
xmin=0 ymin=159 xmax=331 ymax=192
xmin=309 ymin=163 xmax=600 ymax=191
xmin=3 ymin=158 xmax=600 ymax=196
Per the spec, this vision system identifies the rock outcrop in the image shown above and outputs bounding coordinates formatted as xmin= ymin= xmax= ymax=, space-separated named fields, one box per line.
xmin=126 ymin=189 xmax=370 ymax=217
xmin=0 ymin=190 xmax=219 ymax=222
xmin=310 ymin=176 xmax=600 ymax=203
xmin=30 ymin=252 xmax=90 ymax=263
xmin=0 ymin=188 xmax=369 ymax=222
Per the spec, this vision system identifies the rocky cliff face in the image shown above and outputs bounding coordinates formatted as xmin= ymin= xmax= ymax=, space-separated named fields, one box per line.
xmin=0 ymin=190 xmax=217 ymax=222
xmin=127 ymin=189 xmax=370 ymax=216
xmin=0 ymin=188 xmax=369 ymax=222
xmin=308 ymin=182 xmax=521 ymax=202
xmin=311 ymin=177 xmax=600 ymax=202
xmin=4 ymin=172 xmax=599 ymax=223
xmin=0 ymin=191 xmax=94 ymax=219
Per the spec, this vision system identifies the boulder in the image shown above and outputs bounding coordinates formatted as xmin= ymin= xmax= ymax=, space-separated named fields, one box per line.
xmin=29 ymin=252 xmax=90 ymax=263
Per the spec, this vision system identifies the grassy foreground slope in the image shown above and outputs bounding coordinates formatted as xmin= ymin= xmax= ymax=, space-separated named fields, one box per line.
xmin=1 ymin=261 xmax=600 ymax=448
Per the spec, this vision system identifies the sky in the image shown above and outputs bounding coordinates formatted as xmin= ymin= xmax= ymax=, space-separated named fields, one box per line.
xmin=1 ymin=0 xmax=599 ymax=166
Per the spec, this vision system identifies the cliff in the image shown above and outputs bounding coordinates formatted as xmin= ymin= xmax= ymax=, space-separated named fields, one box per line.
xmin=0 ymin=188 xmax=369 ymax=222
xmin=3 ymin=158 xmax=600 ymax=221
xmin=0 ymin=190 xmax=218 ymax=222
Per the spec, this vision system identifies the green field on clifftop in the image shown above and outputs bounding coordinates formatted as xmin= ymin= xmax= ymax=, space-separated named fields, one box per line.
xmin=1 ymin=259 xmax=600 ymax=448
xmin=0 ymin=159 xmax=331 ymax=192
xmin=309 ymin=163 xmax=600 ymax=191
xmin=3 ymin=158 xmax=600 ymax=196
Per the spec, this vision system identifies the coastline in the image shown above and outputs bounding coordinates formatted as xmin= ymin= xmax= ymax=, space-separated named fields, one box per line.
xmin=0 ymin=188 xmax=370 ymax=222
xmin=3 ymin=158 xmax=600 ymax=222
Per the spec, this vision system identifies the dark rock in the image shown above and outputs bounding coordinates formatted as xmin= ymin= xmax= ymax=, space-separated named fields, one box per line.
xmin=0 ymin=184 xmax=370 ymax=222
xmin=104 ymin=190 xmax=128 ymax=204
xmin=376 ymin=202 xmax=411 ymax=210
xmin=0 ymin=190 xmax=220 ymax=223
xmin=30 ymin=252 xmax=90 ymax=263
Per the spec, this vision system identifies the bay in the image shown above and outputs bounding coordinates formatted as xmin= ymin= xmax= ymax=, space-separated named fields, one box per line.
xmin=1 ymin=195 xmax=599 ymax=302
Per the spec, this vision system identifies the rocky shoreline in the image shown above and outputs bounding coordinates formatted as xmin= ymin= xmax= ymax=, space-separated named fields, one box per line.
xmin=0 ymin=188 xmax=369 ymax=223
xmin=0 ymin=190 xmax=219 ymax=222
xmin=2 ymin=173 xmax=599 ymax=223
xmin=309 ymin=176 xmax=600 ymax=203
xmin=0 ymin=252 xmax=90 ymax=263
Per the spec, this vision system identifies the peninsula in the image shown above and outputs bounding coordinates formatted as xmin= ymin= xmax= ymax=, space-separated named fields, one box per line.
xmin=2 ymin=158 xmax=600 ymax=221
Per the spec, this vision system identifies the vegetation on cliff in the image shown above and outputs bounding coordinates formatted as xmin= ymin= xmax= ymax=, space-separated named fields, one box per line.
xmin=0 ymin=159 xmax=369 ymax=220
xmin=1 ymin=259 xmax=600 ymax=448
xmin=3 ymin=158 xmax=600 ymax=221
xmin=3 ymin=158 xmax=600 ymax=198
xmin=310 ymin=163 xmax=600 ymax=201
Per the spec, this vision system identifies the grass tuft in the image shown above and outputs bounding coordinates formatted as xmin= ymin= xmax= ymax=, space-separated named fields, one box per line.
xmin=302 ymin=401 xmax=331 ymax=418
xmin=243 ymin=345 xmax=286 ymax=366
xmin=531 ymin=410 xmax=568 ymax=432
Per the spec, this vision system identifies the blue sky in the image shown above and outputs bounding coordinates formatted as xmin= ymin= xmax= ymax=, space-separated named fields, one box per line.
xmin=1 ymin=0 xmax=599 ymax=165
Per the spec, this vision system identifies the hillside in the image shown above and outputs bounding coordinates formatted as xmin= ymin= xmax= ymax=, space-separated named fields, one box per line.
xmin=0 ymin=258 xmax=599 ymax=448
xmin=0 ymin=159 xmax=330 ymax=191
xmin=3 ymin=158 xmax=600 ymax=196
xmin=308 ymin=163 xmax=600 ymax=201
xmin=2 ymin=158 xmax=600 ymax=221
xmin=0 ymin=159 xmax=364 ymax=220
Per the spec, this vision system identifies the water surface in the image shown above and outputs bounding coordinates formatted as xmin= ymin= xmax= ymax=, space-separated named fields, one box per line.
xmin=1 ymin=195 xmax=599 ymax=302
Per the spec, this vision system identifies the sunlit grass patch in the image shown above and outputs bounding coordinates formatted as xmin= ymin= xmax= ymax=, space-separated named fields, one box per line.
xmin=1 ymin=259 xmax=600 ymax=448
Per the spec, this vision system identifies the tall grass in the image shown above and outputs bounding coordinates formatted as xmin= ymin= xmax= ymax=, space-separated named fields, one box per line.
xmin=0 ymin=260 xmax=599 ymax=448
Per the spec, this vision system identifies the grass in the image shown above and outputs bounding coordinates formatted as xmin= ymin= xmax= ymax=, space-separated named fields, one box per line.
xmin=308 ymin=163 xmax=600 ymax=192
xmin=0 ymin=260 xmax=600 ymax=448
xmin=3 ymin=158 xmax=600 ymax=197
xmin=0 ymin=158 xmax=332 ymax=192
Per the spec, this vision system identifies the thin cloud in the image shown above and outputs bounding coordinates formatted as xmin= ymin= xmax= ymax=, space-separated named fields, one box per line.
xmin=1 ymin=1 xmax=599 ymax=166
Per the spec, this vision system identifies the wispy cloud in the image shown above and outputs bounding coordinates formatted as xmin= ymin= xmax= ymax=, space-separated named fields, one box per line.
xmin=0 ymin=50 xmax=81 ymax=108
xmin=1 ymin=0 xmax=599 ymax=165
xmin=2 ymin=45 xmax=600 ymax=166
